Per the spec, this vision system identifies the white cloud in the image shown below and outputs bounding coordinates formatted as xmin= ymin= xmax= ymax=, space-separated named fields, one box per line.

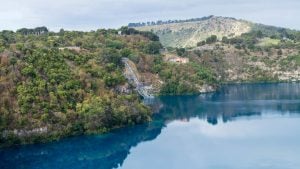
xmin=0 ymin=0 xmax=299 ymax=31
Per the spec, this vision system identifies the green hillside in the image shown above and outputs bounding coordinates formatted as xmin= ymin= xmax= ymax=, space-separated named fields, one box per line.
xmin=131 ymin=16 xmax=300 ymax=48
xmin=0 ymin=28 xmax=156 ymax=146
xmin=1 ymin=16 xmax=300 ymax=147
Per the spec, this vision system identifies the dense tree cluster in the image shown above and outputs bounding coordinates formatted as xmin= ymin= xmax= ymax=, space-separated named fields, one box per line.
xmin=0 ymin=27 xmax=159 ymax=146
xmin=197 ymin=28 xmax=300 ymax=50
xmin=120 ymin=27 xmax=159 ymax=41
xmin=16 ymin=27 xmax=49 ymax=35
xmin=159 ymin=62 xmax=216 ymax=95
xmin=176 ymin=48 xmax=186 ymax=56
xmin=205 ymin=35 xmax=218 ymax=44
xmin=196 ymin=35 xmax=218 ymax=46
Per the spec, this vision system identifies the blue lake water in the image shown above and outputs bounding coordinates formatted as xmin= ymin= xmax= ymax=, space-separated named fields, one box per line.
xmin=1 ymin=83 xmax=300 ymax=169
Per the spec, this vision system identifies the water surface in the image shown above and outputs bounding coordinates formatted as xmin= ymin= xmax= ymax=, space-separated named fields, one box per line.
xmin=1 ymin=83 xmax=300 ymax=169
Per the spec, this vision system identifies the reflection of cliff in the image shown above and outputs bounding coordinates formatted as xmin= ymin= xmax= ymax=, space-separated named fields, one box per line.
xmin=154 ymin=83 xmax=300 ymax=125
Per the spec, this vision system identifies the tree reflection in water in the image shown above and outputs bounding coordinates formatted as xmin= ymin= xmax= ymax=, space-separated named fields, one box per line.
xmin=1 ymin=83 xmax=300 ymax=169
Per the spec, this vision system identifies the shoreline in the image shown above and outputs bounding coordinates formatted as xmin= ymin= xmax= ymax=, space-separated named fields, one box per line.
xmin=1 ymin=81 xmax=299 ymax=148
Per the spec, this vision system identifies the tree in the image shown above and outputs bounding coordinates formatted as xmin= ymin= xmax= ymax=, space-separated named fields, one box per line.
xmin=59 ymin=28 xmax=65 ymax=36
xmin=140 ymin=31 xmax=159 ymax=41
xmin=176 ymin=48 xmax=186 ymax=56
xmin=222 ymin=36 xmax=229 ymax=43
xmin=256 ymin=30 xmax=263 ymax=38
xmin=9 ymin=57 xmax=17 ymax=66
xmin=206 ymin=35 xmax=217 ymax=44
xmin=17 ymin=27 xmax=48 ymax=35
xmin=106 ymin=40 xmax=124 ymax=49
xmin=197 ymin=41 xmax=206 ymax=46
xmin=102 ymin=48 xmax=122 ymax=66
xmin=144 ymin=42 xmax=162 ymax=54
xmin=121 ymin=48 xmax=132 ymax=58
xmin=120 ymin=26 xmax=138 ymax=35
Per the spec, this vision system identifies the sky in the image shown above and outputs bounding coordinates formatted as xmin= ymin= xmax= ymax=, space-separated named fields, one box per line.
xmin=0 ymin=0 xmax=300 ymax=31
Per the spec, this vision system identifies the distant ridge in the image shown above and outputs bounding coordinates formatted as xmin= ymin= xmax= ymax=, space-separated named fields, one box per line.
xmin=128 ymin=15 xmax=215 ymax=27
xmin=131 ymin=16 xmax=298 ymax=47
xmin=132 ymin=16 xmax=251 ymax=47
xmin=128 ymin=15 xmax=242 ymax=28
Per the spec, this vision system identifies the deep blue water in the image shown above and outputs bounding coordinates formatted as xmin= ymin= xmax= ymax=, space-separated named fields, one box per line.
xmin=1 ymin=83 xmax=300 ymax=169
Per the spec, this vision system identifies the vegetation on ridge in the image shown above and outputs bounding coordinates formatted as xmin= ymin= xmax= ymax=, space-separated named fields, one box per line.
xmin=0 ymin=27 xmax=159 ymax=146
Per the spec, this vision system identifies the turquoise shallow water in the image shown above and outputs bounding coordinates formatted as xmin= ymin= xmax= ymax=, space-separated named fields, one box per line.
xmin=1 ymin=83 xmax=300 ymax=169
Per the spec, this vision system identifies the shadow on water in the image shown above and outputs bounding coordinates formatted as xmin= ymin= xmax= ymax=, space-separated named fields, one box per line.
xmin=1 ymin=83 xmax=300 ymax=169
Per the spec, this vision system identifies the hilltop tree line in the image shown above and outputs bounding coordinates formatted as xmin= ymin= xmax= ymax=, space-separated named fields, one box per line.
xmin=16 ymin=26 xmax=49 ymax=35
xmin=120 ymin=26 xmax=160 ymax=41
xmin=128 ymin=15 xmax=216 ymax=27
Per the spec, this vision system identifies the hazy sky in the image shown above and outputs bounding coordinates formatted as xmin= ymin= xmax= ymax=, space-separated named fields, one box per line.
xmin=0 ymin=0 xmax=300 ymax=31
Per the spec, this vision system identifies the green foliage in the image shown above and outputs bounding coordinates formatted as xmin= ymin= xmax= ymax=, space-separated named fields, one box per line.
xmin=151 ymin=55 xmax=163 ymax=73
xmin=206 ymin=35 xmax=217 ymax=44
xmin=121 ymin=48 xmax=132 ymax=57
xmin=0 ymin=30 xmax=16 ymax=46
xmin=160 ymin=79 xmax=197 ymax=95
xmin=17 ymin=49 xmax=82 ymax=115
xmin=158 ymin=62 xmax=216 ymax=95
xmin=106 ymin=39 xmax=125 ymax=49
xmin=9 ymin=57 xmax=17 ymax=66
xmin=102 ymin=48 xmax=122 ymax=66
xmin=222 ymin=36 xmax=229 ymax=43
xmin=250 ymin=24 xmax=297 ymax=39
xmin=76 ymin=95 xmax=151 ymax=133
xmin=223 ymin=31 xmax=270 ymax=50
xmin=224 ymin=26 xmax=300 ymax=50
xmin=120 ymin=27 xmax=139 ymax=35
xmin=176 ymin=48 xmax=186 ymax=56
xmin=0 ymin=28 xmax=154 ymax=146
xmin=191 ymin=63 xmax=216 ymax=84
xmin=104 ymin=71 xmax=125 ymax=87
xmin=280 ymin=55 xmax=300 ymax=67
xmin=197 ymin=41 xmax=206 ymax=46
xmin=17 ymin=27 xmax=48 ymax=35
xmin=144 ymin=41 xmax=162 ymax=54
xmin=120 ymin=26 xmax=159 ymax=41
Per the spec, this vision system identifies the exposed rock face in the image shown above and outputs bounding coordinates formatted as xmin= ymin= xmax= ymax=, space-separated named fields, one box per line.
xmin=0 ymin=51 xmax=11 ymax=65
xmin=135 ymin=16 xmax=251 ymax=47
xmin=116 ymin=83 xmax=132 ymax=94
xmin=198 ymin=84 xmax=217 ymax=93
xmin=2 ymin=127 xmax=48 ymax=138
xmin=58 ymin=46 xmax=81 ymax=52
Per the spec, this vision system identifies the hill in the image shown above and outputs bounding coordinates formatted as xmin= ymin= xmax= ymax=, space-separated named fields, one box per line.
xmin=1 ymin=16 xmax=300 ymax=147
xmin=128 ymin=16 xmax=300 ymax=84
xmin=0 ymin=28 xmax=157 ymax=146
xmin=130 ymin=16 xmax=299 ymax=48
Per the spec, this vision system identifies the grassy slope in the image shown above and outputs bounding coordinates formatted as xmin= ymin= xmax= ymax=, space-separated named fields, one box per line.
xmin=135 ymin=16 xmax=252 ymax=47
